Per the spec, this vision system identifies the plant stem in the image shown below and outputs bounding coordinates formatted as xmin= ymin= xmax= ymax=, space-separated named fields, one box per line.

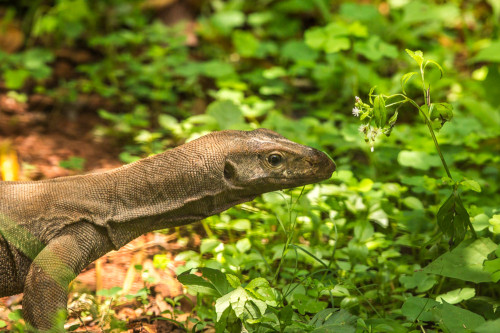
xmin=424 ymin=118 xmax=453 ymax=179
xmin=417 ymin=68 xmax=453 ymax=180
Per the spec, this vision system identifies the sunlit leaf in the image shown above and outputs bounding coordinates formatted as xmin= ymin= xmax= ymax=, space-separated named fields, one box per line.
xmin=460 ymin=179 xmax=481 ymax=192
xmin=423 ymin=238 xmax=497 ymax=283
xmin=436 ymin=288 xmax=475 ymax=304
xmin=405 ymin=49 xmax=424 ymax=67
xmin=401 ymin=71 xmax=418 ymax=94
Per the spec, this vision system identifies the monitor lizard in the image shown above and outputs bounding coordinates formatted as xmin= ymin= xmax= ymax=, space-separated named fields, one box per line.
xmin=0 ymin=128 xmax=335 ymax=331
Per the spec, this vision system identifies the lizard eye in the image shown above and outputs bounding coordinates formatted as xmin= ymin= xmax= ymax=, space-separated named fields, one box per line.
xmin=267 ymin=153 xmax=283 ymax=167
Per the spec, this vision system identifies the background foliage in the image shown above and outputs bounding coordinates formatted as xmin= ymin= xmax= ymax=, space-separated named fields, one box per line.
xmin=1 ymin=0 xmax=499 ymax=332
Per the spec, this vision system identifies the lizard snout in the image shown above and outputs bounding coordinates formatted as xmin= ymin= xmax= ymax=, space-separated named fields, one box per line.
xmin=304 ymin=148 xmax=336 ymax=180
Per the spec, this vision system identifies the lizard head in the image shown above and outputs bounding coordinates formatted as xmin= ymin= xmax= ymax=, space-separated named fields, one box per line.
xmin=221 ymin=128 xmax=335 ymax=193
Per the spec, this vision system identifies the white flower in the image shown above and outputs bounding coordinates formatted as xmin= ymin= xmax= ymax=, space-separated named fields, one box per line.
xmin=371 ymin=146 xmax=374 ymax=152
xmin=358 ymin=124 xmax=367 ymax=133
xmin=355 ymin=96 xmax=361 ymax=103
xmin=352 ymin=107 xmax=361 ymax=117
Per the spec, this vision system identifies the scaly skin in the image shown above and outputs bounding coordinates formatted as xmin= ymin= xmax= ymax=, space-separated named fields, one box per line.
xmin=0 ymin=128 xmax=335 ymax=331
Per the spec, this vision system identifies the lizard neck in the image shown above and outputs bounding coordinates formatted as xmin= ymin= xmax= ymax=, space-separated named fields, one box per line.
xmin=105 ymin=141 xmax=255 ymax=249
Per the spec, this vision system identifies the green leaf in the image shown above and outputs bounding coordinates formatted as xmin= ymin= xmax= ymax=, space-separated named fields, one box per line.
xmin=354 ymin=35 xmax=398 ymax=61
xmin=401 ymin=71 xmax=418 ymax=94
xmin=401 ymin=297 xmax=439 ymax=322
xmin=4 ymin=69 xmax=30 ymax=90
xmin=460 ymin=179 xmax=482 ymax=193
xmin=293 ymin=294 xmax=327 ymax=315
xmin=484 ymin=257 xmax=500 ymax=282
xmin=437 ymin=192 xmax=469 ymax=244
xmin=429 ymin=103 xmax=453 ymax=129
xmin=236 ymin=238 xmax=251 ymax=253
xmin=474 ymin=318 xmax=500 ymax=333
xmin=206 ymin=100 xmax=245 ymax=130
xmin=424 ymin=60 xmax=444 ymax=78
xmin=403 ymin=196 xmax=424 ymax=210
xmin=354 ymin=220 xmax=374 ymax=242
xmin=399 ymin=271 xmax=437 ymax=293
xmin=177 ymin=270 xmax=220 ymax=296
xmin=471 ymin=213 xmax=491 ymax=232
xmin=490 ymin=215 xmax=500 ymax=234
xmin=59 ymin=156 xmax=86 ymax=171
xmin=423 ymin=238 xmax=497 ymax=283
xmin=226 ymin=274 xmax=241 ymax=289
xmin=438 ymin=302 xmax=485 ymax=333
xmin=304 ymin=27 xmax=326 ymax=50
xmin=436 ymin=288 xmax=475 ymax=304
xmin=211 ymin=10 xmax=245 ymax=35
xmin=198 ymin=267 xmax=232 ymax=296
xmin=246 ymin=277 xmax=270 ymax=290
xmin=281 ymin=40 xmax=319 ymax=62
xmin=96 ymin=286 xmax=122 ymax=297
xmin=0 ymin=320 xmax=6 ymax=328
xmin=232 ymin=30 xmax=260 ymax=57
xmin=324 ymin=36 xmax=350 ymax=53
xmin=472 ymin=40 xmax=500 ymax=63
xmin=373 ymin=95 xmax=387 ymax=127
xmin=397 ymin=151 xmax=441 ymax=170
xmin=200 ymin=239 xmax=221 ymax=254
xmin=406 ymin=49 xmax=424 ymax=67
xmin=310 ymin=309 xmax=357 ymax=333
xmin=215 ymin=291 xmax=233 ymax=321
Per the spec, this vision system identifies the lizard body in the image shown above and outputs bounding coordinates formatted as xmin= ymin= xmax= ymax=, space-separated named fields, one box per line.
xmin=0 ymin=128 xmax=335 ymax=330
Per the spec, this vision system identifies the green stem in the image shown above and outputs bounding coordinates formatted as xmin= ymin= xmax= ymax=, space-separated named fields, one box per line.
xmin=200 ymin=220 xmax=213 ymax=238
xmin=418 ymin=68 xmax=453 ymax=180
xmin=424 ymin=118 xmax=453 ymax=179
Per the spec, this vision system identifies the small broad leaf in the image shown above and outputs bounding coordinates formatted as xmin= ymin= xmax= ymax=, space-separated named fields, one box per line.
xmin=206 ymin=100 xmax=245 ymax=130
xmin=228 ymin=287 xmax=250 ymax=318
xmin=310 ymin=309 xmax=357 ymax=333
xmin=406 ymin=49 xmax=424 ymax=67
xmin=490 ymin=214 xmax=500 ymax=234
xmin=246 ymin=277 xmax=270 ymax=290
xmin=226 ymin=274 xmax=241 ymax=289
xmin=401 ymin=297 xmax=439 ymax=322
xmin=423 ymin=237 xmax=497 ymax=283
xmin=436 ymin=191 xmax=469 ymax=244
xmin=373 ymin=95 xmax=387 ymax=127
xmin=484 ymin=249 xmax=500 ymax=282
xmin=474 ymin=318 xmax=500 ymax=333
xmin=4 ymin=69 xmax=30 ymax=90
xmin=424 ymin=59 xmax=444 ymax=79
xmin=430 ymin=103 xmax=453 ymax=129
xmin=198 ymin=267 xmax=232 ymax=296
xmin=399 ymin=271 xmax=437 ymax=293
xmin=436 ymin=288 xmax=475 ymax=304
xmin=401 ymin=71 xmax=418 ymax=94
xmin=460 ymin=179 xmax=481 ymax=192
xmin=397 ymin=150 xmax=441 ymax=170
xmin=215 ymin=292 xmax=232 ymax=321
xmin=177 ymin=270 xmax=220 ymax=296
xmin=437 ymin=302 xmax=485 ymax=332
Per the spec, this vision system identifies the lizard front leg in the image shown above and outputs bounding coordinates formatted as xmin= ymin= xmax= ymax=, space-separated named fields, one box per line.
xmin=23 ymin=223 xmax=114 ymax=331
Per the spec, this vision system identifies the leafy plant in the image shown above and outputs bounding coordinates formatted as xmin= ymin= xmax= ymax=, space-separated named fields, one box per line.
xmin=353 ymin=49 xmax=480 ymax=245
